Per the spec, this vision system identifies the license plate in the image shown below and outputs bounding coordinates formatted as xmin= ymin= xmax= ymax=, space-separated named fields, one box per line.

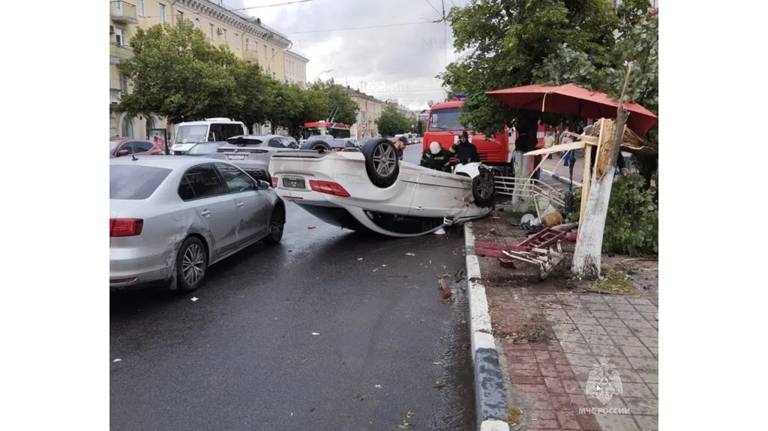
xmin=282 ymin=177 xmax=306 ymax=189
xmin=227 ymin=154 xmax=246 ymax=160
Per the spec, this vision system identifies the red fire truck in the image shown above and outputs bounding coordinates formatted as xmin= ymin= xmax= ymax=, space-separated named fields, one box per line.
xmin=422 ymin=100 xmax=513 ymax=174
xmin=302 ymin=121 xmax=352 ymax=139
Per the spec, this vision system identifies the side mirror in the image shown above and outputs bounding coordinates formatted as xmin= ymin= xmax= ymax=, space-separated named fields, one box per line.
xmin=258 ymin=180 xmax=271 ymax=190
xmin=117 ymin=149 xmax=129 ymax=157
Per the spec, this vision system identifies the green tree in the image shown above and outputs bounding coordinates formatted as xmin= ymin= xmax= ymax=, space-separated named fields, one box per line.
xmin=441 ymin=0 xmax=619 ymax=134
xmin=302 ymin=81 xmax=358 ymax=125
xmin=119 ymin=21 xmax=243 ymax=124
xmin=376 ymin=107 xmax=414 ymax=137
xmin=266 ymin=81 xmax=305 ymax=136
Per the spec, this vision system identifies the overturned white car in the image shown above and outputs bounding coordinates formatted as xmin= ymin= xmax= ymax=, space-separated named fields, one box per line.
xmin=268 ymin=138 xmax=494 ymax=237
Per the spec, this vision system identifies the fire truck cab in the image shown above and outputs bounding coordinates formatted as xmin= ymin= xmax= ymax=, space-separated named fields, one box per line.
xmin=422 ymin=100 xmax=513 ymax=174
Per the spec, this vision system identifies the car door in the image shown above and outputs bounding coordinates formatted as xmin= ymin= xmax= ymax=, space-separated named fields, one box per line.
xmin=131 ymin=141 xmax=155 ymax=155
xmin=177 ymin=163 xmax=240 ymax=261
xmin=214 ymin=162 xmax=271 ymax=241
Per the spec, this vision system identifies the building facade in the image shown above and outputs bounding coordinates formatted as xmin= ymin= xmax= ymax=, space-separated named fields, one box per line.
xmin=109 ymin=0 xmax=308 ymax=138
xmin=344 ymin=87 xmax=387 ymax=140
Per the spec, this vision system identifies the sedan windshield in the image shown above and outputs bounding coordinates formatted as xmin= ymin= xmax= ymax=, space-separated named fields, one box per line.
xmin=110 ymin=165 xmax=172 ymax=199
xmin=429 ymin=108 xmax=466 ymax=131
xmin=226 ymin=137 xmax=263 ymax=146
xmin=175 ymin=125 xmax=208 ymax=144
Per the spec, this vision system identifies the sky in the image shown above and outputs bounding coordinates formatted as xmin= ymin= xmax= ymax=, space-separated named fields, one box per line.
xmin=221 ymin=0 xmax=468 ymax=111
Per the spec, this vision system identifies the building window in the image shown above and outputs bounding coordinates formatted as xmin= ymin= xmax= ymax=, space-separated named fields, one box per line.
xmin=114 ymin=27 xmax=125 ymax=46
xmin=122 ymin=116 xmax=134 ymax=138
xmin=245 ymin=38 xmax=249 ymax=50
xmin=159 ymin=3 xmax=166 ymax=23
xmin=176 ymin=10 xmax=183 ymax=22
xmin=209 ymin=23 xmax=214 ymax=39
xmin=138 ymin=0 xmax=145 ymax=16
xmin=119 ymin=74 xmax=129 ymax=95
xmin=271 ymin=48 xmax=275 ymax=58
xmin=222 ymin=29 xmax=227 ymax=42
xmin=194 ymin=18 xmax=200 ymax=28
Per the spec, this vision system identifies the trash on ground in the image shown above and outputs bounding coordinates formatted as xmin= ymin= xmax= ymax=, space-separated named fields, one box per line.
xmin=190 ymin=297 xmax=199 ymax=302
xmin=405 ymin=252 xmax=415 ymax=256
xmin=307 ymin=225 xmax=317 ymax=229
xmin=541 ymin=211 xmax=564 ymax=227
xmin=311 ymin=332 xmax=320 ymax=336
xmin=433 ymin=227 xmax=446 ymax=235
xmin=438 ymin=274 xmax=454 ymax=302
xmin=357 ymin=257 xmax=364 ymax=261
xmin=432 ymin=380 xmax=446 ymax=389
xmin=374 ymin=384 xmax=382 ymax=389
xmin=113 ymin=358 xmax=122 ymax=363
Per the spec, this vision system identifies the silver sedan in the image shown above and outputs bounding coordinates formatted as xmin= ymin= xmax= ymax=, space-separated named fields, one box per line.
xmin=110 ymin=156 xmax=285 ymax=292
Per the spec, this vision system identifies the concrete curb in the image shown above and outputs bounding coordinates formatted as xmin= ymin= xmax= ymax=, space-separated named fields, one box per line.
xmin=542 ymin=169 xmax=582 ymax=188
xmin=464 ymin=222 xmax=510 ymax=431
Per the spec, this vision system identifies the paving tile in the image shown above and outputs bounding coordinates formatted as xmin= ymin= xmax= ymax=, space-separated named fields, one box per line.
xmin=560 ymin=341 xmax=592 ymax=355
xmin=570 ymin=316 xmax=601 ymax=326
xmin=615 ymin=368 xmax=645 ymax=383
xmin=582 ymin=333 xmax=616 ymax=346
xmin=620 ymin=345 xmax=654 ymax=358
xmin=626 ymin=297 xmax=654 ymax=306
xmin=509 ymin=361 xmax=541 ymax=370
xmin=562 ymin=379 xmax=583 ymax=395
xmin=638 ymin=371 xmax=658 ymax=384
xmin=575 ymin=413 xmax=601 ymax=430
xmin=621 ymin=382 xmax=655 ymax=398
xmin=626 ymin=356 xmax=658 ymax=372
xmin=633 ymin=414 xmax=659 ymax=431
xmin=633 ymin=304 xmax=657 ymax=314
xmin=572 ymin=366 xmax=592 ymax=381
xmin=603 ymin=325 xmax=633 ymax=336
xmin=559 ymin=331 xmax=588 ymax=344
xmin=647 ymin=383 xmax=658 ymax=397
xmin=589 ymin=309 xmax=619 ymax=319
xmin=512 ymin=376 xmax=547 ymax=385
xmin=556 ymin=364 xmax=577 ymax=379
xmin=515 ymin=383 xmax=549 ymax=394
xmin=597 ymin=317 xmax=628 ymax=328
xmin=539 ymin=362 xmax=560 ymax=378
xmin=609 ymin=303 xmax=638 ymax=313
xmin=564 ymin=353 xmax=598 ymax=367
xmin=578 ymin=295 xmax=606 ymax=303
xmin=556 ymin=410 xmax=582 ymax=429
xmin=610 ymin=334 xmax=645 ymax=347
xmin=595 ymin=413 xmax=640 ymax=431
xmin=603 ymin=296 xmax=630 ymax=304
xmin=512 ymin=367 xmax=544 ymax=377
xmin=622 ymin=319 xmax=654 ymax=330
xmin=621 ymin=396 xmax=658 ymax=415
xmin=576 ymin=324 xmax=608 ymax=335
xmin=588 ymin=344 xmax=624 ymax=357
xmin=569 ymin=393 xmax=589 ymax=408
xmin=584 ymin=302 xmax=613 ymax=311
xmin=544 ymin=377 xmax=565 ymax=394
xmin=530 ymin=409 xmax=557 ymax=420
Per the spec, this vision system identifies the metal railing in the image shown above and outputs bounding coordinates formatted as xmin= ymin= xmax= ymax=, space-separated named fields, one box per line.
xmin=494 ymin=175 xmax=566 ymax=208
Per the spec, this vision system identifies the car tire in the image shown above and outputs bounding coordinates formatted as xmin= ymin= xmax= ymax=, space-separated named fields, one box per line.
xmin=361 ymin=138 xmax=399 ymax=188
xmin=176 ymin=236 xmax=207 ymax=292
xmin=311 ymin=141 xmax=332 ymax=153
xmin=264 ymin=204 xmax=285 ymax=244
xmin=472 ymin=166 xmax=495 ymax=207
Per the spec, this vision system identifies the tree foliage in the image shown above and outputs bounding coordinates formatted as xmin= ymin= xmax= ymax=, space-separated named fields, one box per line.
xmin=119 ymin=21 xmax=357 ymax=137
xmin=376 ymin=107 xmax=415 ymax=137
xmin=442 ymin=0 xmax=657 ymax=135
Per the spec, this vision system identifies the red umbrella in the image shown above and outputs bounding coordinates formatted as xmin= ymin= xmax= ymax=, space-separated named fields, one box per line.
xmin=486 ymin=83 xmax=657 ymax=135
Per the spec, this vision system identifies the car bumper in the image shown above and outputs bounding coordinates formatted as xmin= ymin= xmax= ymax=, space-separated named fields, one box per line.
xmin=110 ymin=247 xmax=174 ymax=289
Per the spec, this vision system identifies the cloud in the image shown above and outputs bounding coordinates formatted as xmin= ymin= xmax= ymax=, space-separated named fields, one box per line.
xmin=222 ymin=0 xmax=465 ymax=110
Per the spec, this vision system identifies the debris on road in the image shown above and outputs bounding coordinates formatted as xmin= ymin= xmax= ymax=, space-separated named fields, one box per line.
xmin=357 ymin=257 xmax=364 ymax=261
xmin=432 ymin=380 xmax=446 ymax=389
xmin=405 ymin=252 xmax=415 ymax=256
xmin=190 ymin=297 xmax=199 ymax=302
xmin=112 ymin=358 xmax=122 ymax=363
xmin=438 ymin=274 xmax=454 ymax=302
xmin=374 ymin=384 xmax=382 ymax=389
xmin=307 ymin=225 xmax=317 ymax=230
xmin=397 ymin=410 xmax=415 ymax=429
xmin=311 ymin=332 xmax=320 ymax=336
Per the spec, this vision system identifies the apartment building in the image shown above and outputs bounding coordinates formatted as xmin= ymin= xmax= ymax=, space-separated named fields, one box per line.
xmin=109 ymin=0 xmax=308 ymax=138
xmin=344 ymin=87 xmax=388 ymax=140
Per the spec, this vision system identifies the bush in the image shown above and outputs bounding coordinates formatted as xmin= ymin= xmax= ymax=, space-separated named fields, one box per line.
xmin=567 ymin=174 xmax=657 ymax=256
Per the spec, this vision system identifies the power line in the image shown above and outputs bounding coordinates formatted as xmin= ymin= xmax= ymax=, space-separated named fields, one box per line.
xmin=229 ymin=0 xmax=312 ymax=11
xmin=287 ymin=20 xmax=437 ymax=35
xmin=424 ymin=0 xmax=442 ymax=17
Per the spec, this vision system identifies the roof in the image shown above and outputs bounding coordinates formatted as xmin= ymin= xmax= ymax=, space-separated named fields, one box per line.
xmin=429 ymin=100 xmax=464 ymax=111
xmin=110 ymin=155 xmax=222 ymax=169
xmin=285 ymin=49 xmax=309 ymax=62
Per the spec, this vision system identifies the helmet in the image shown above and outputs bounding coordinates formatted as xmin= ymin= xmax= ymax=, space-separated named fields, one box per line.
xmin=429 ymin=141 xmax=441 ymax=155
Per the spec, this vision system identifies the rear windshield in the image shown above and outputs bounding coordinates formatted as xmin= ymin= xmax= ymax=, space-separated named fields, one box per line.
xmin=429 ymin=108 xmax=466 ymax=131
xmin=110 ymin=165 xmax=172 ymax=199
xmin=226 ymin=136 xmax=262 ymax=146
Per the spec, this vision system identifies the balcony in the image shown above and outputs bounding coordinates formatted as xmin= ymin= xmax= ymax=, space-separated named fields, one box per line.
xmin=110 ymin=42 xmax=133 ymax=64
xmin=111 ymin=1 xmax=137 ymax=23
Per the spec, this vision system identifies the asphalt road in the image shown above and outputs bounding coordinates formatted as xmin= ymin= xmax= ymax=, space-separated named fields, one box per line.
xmin=110 ymin=144 xmax=476 ymax=430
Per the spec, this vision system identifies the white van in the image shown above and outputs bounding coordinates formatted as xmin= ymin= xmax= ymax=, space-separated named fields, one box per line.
xmin=170 ymin=118 xmax=248 ymax=154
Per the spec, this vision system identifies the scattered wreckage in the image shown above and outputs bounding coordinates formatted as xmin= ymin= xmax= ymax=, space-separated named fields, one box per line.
xmin=269 ymin=138 xmax=495 ymax=237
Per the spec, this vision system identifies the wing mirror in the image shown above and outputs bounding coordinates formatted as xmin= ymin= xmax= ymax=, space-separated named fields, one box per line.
xmin=258 ymin=180 xmax=271 ymax=190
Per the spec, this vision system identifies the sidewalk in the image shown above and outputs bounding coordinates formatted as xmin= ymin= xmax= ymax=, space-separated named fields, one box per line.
xmin=471 ymin=210 xmax=658 ymax=430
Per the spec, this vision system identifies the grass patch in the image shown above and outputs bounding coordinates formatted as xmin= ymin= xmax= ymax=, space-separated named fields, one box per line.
xmin=587 ymin=269 xmax=634 ymax=294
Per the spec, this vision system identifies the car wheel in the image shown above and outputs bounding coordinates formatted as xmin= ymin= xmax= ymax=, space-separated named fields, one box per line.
xmin=472 ymin=166 xmax=495 ymax=207
xmin=361 ymin=138 xmax=399 ymax=188
xmin=176 ymin=236 xmax=207 ymax=292
xmin=311 ymin=141 xmax=332 ymax=153
xmin=264 ymin=205 xmax=285 ymax=244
